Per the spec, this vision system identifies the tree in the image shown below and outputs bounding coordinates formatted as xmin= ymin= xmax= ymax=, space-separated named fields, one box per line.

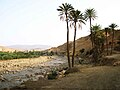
xmin=84 ymin=8 xmax=97 ymax=48
xmin=109 ymin=23 xmax=118 ymax=54
xmin=70 ymin=10 xmax=85 ymax=67
xmin=92 ymin=24 xmax=105 ymax=63
xmin=104 ymin=27 xmax=109 ymax=55
xmin=57 ymin=3 xmax=74 ymax=68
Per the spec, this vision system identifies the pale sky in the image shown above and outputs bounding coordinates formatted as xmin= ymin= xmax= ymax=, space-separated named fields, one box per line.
xmin=0 ymin=0 xmax=120 ymax=47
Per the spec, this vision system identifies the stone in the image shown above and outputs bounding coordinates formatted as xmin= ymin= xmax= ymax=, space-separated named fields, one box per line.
xmin=113 ymin=61 xmax=120 ymax=66
xmin=0 ymin=75 xmax=6 ymax=82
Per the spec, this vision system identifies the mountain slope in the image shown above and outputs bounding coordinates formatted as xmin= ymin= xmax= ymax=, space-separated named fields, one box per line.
xmin=48 ymin=30 xmax=120 ymax=55
xmin=48 ymin=35 xmax=92 ymax=55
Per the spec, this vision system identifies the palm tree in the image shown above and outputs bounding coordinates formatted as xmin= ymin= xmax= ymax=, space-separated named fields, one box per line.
xmin=92 ymin=24 xmax=102 ymax=63
xmin=92 ymin=24 xmax=101 ymax=46
xmin=92 ymin=25 xmax=105 ymax=53
xmin=57 ymin=3 xmax=74 ymax=68
xmin=104 ymin=27 xmax=109 ymax=55
xmin=92 ymin=25 xmax=106 ymax=63
xmin=109 ymin=23 xmax=118 ymax=54
xmin=84 ymin=8 xmax=97 ymax=48
xmin=70 ymin=10 xmax=85 ymax=67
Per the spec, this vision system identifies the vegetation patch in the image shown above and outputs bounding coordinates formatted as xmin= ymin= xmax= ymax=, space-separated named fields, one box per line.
xmin=47 ymin=69 xmax=58 ymax=80
xmin=0 ymin=51 xmax=56 ymax=60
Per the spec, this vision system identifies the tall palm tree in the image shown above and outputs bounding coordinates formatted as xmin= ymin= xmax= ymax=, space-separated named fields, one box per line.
xmin=92 ymin=25 xmax=105 ymax=53
xmin=104 ymin=27 xmax=109 ymax=55
xmin=92 ymin=24 xmax=103 ymax=63
xmin=109 ymin=23 xmax=118 ymax=54
xmin=57 ymin=3 xmax=74 ymax=68
xmin=70 ymin=10 xmax=85 ymax=67
xmin=92 ymin=24 xmax=101 ymax=46
xmin=84 ymin=8 xmax=97 ymax=48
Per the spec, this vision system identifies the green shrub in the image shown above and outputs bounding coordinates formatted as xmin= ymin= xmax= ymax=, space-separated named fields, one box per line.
xmin=0 ymin=51 xmax=53 ymax=60
xmin=2 ymin=55 xmax=12 ymax=60
xmin=47 ymin=69 xmax=58 ymax=80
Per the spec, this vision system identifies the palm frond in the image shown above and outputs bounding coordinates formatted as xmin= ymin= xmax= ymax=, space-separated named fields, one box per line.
xmin=84 ymin=8 xmax=97 ymax=21
xmin=57 ymin=3 xmax=74 ymax=22
xmin=60 ymin=16 xmax=65 ymax=21
xmin=109 ymin=23 xmax=118 ymax=29
xmin=69 ymin=9 xmax=85 ymax=29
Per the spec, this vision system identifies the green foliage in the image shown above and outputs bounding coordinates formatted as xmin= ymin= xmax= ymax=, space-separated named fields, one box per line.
xmin=47 ymin=69 xmax=58 ymax=80
xmin=0 ymin=51 xmax=55 ymax=60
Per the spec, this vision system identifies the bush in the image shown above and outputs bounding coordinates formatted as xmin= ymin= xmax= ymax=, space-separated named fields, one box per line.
xmin=2 ymin=55 xmax=12 ymax=60
xmin=80 ymin=48 xmax=85 ymax=54
xmin=47 ymin=69 xmax=58 ymax=80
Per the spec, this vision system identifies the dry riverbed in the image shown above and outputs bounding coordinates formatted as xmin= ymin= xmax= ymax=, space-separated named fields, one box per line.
xmin=0 ymin=56 xmax=67 ymax=89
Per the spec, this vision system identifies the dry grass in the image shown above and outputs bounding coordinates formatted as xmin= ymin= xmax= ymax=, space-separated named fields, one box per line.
xmin=42 ymin=65 xmax=120 ymax=90
xmin=11 ymin=65 xmax=120 ymax=90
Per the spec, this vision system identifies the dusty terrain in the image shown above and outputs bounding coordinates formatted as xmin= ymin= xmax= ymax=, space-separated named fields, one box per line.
xmin=9 ymin=65 xmax=120 ymax=90
xmin=0 ymin=56 xmax=53 ymax=74
xmin=9 ymin=54 xmax=120 ymax=90
xmin=0 ymin=56 xmax=68 ymax=89
xmin=42 ymin=65 xmax=120 ymax=90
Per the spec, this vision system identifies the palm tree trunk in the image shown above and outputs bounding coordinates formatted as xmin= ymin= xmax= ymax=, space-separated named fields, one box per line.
xmin=111 ymin=29 xmax=114 ymax=55
xmin=72 ymin=22 xmax=77 ymax=67
xmin=66 ymin=15 xmax=71 ymax=68
xmin=90 ymin=18 xmax=94 ymax=48
xmin=106 ymin=31 xmax=108 ymax=55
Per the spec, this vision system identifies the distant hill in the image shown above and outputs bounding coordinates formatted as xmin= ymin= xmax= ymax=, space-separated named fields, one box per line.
xmin=8 ymin=45 xmax=51 ymax=51
xmin=48 ymin=30 xmax=120 ymax=55
xmin=0 ymin=46 xmax=18 ymax=52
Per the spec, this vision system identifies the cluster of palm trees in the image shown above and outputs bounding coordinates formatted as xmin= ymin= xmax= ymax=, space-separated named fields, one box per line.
xmin=57 ymin=3 xmax=97 ymax=68
xmin=57 ymin=3 xmax=118 ymax=68
xmin=91 ymin=23 xmax=118 ymax=63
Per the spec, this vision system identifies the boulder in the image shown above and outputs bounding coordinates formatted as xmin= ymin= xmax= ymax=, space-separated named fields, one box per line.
xmin=0 ymin=75 xmax=6 ymax=82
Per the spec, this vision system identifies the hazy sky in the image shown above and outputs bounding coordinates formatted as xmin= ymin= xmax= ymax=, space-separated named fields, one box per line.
xmin=0 ymin=0 xmax=120 ymax=47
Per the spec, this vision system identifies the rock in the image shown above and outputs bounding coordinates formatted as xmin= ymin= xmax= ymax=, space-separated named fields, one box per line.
xmin=0 ymin=75 xmax=6 ymax=82
xmin=57 ymin=70 xmax=66 ymax=78
xmin=19 ymin=84 xmax=25 ymax=88
xmin=59 ymin=70 xmax=66 ymax=75
xmin=25 ymin=74 xmax=30 ymax=78
xmin=113 ymin=61 xmax=120 ymax=66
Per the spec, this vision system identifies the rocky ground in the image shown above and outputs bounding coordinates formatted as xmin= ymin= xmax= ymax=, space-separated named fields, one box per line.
xmin=0 ymin=56 xmax=68 ymax=89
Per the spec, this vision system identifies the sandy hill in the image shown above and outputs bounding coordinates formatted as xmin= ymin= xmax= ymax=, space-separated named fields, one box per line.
xmin=0 ymin=46 xmax=18 ymax=52
xmin=48 ymin=30 xmax=120 ymax=55
xmin=47 ymin=36 xmax=92 ymax=55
